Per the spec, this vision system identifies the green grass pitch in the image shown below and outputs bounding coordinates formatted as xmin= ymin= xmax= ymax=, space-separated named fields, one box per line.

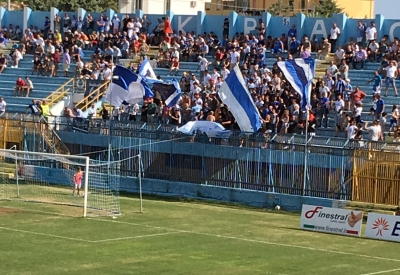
xmin=0 ymin=196 xmax=400 ymax=275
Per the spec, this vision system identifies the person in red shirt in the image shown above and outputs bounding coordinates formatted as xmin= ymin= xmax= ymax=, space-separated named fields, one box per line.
xmin=14 ymin=77 xmax=26 ymax=97
xmin=169 ymin=57 xmax=179 ymax=76
xmin=351 ymin=86 xmax=366 ymax=106
xmin=53 ymin=49 xmax=60 ymax=77
xmin=163 ymin=17 xmax=173 ymax=37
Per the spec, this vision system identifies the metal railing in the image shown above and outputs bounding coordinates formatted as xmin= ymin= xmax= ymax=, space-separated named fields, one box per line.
xmin=74 ymin=81 xmax=110 ymax=111
xmin=44 ymin=78 xmax=75 ymax=107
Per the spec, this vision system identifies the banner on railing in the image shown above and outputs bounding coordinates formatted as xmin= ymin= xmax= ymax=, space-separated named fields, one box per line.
xmin=85 ymin=79 xmax=105 ymax=98
xmin=365 ymin=213 xmax=400 ymax=242
xmin=300 ymin=205 xmax=363 ymax=237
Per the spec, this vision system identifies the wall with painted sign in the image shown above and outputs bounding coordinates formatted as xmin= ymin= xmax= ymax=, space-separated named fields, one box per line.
xmin=3 ymin=7 xmax=400 ymax=52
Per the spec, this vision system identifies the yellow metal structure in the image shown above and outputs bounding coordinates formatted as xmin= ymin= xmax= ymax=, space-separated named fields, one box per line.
xmin=0 ymin=115 xmax=69 ymax=155
xmin=44 ymin=78 xmax=75 ymax=107
xmin=352 ymin=149 xmax=400 ymax=206
xmin=74 ymin=81 xmax=110 ymax=111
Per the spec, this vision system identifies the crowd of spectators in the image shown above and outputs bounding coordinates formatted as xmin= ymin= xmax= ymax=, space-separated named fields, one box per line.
xmin=1 ymin=13 xmax=400 ymax=141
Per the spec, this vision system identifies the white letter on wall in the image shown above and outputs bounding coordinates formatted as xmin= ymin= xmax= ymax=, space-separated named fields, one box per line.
xmin=244 ymin=18 xmax=257 ymax=35
xmin=389 ymin=22 xmax=400 ymax=42
xmin=310 ymin=20 xmax=327 ymax=39
xmin=178 ymin=16 xmax=193 ymax=34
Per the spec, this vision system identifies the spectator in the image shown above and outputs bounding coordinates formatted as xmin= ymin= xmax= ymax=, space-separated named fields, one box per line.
xmin=23 ymin=76 xmax=34 ymax=97
xmin=14 ymin=77 xmax=25 ymax=96
xmin=0 ymin=53 xmax=7 ymax=74
xmin=389 ymin=105 xmax=399 ymax=136
xmin=384 ymin=61 xmax=398 ymax=97
xmin=330 ymin=23 xmax=341 ymax=53
xmin=0 ymin=97 xmax=6 ymax=115
xmin=352 ymin=46 xmax=367 ymax=70
xmin=11 ymin=48 xmax=22 ymax=68
xmin=26 ymin=99 xmax=42 ymax=115
xmin=364 ymin=120 xmax=382 ymax=141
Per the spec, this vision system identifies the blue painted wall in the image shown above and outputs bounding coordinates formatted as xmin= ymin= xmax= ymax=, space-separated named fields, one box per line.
xmin=23 ymin=165 xmax=335 ymax=211
xmin=3 ymin=8 xmax=400 ymax=43
xmin=121 ymin=177 xmax=336 ymax=210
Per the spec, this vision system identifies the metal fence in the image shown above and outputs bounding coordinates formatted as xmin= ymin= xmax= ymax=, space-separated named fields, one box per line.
xmin=2 ymin=114 xmax=400 ymax=204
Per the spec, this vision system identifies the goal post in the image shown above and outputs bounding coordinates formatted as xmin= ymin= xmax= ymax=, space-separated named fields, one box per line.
xmin=0 ymin=148 xmax=122 ymax=217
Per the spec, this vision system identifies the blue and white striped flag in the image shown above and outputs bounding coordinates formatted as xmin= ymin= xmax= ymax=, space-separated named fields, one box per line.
xmin=217 ymin=65 xmax=262 ymax=132
xmin=277 ymin=58 xmax=315 ymax=108
xmin=152 ymin=79 xmax=182 ymax=107
xmin=138 ymin=58 xmax=159 ymax=83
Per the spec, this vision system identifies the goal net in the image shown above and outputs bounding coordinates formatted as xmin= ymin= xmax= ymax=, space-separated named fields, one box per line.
xmin=0 ymin=149 xmax=124 ymax=217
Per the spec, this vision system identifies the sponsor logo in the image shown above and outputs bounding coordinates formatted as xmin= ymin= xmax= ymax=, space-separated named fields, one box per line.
xmin=372 ymin=218 xmax=390 ymax=236
xmin=304 ymin=206 xmax=349 ymax=223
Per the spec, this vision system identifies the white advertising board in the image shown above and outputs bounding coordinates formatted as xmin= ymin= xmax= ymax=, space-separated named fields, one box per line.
xmin=365 ymin=212 xmax=400 ymax=242
xmin=300 ymin=205 xmax=363 ymax=237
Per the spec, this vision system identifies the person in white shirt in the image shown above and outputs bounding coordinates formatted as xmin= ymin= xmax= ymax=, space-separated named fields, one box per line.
xmin=133 ymin=18 xmax=142 ymax=33
xmin=334 ymin=46 xmax=345 ymax=64
xmin=334 ymin=94 xmax=345 ymax=129
xmin=203 ymin=70 xmax=212 ymax=86
xmin=87 ymin=104 xmax=97 ymax=119
xmin=129 ymin=103 xmax=139 ymax=121
xmin=112 ymin=14 xmax=120 ymax=34
xmin=229 ymin=48 xmax=240 ymax=70
xmin=211 ymin=68 xmax=220 ymax=83
xmin=329 ymin=23 xmax=341 ymax=53
xmin=346 ymin=119 xmax=358 ymax=139
xmin=220 ymin=67 xmax=230 ymax=80
xmin=197 ymin=57 xmax=209 ymax=84
xmin=0 ymin=97 xmax=6 ymax=115
xmin=384 ymin=61 xmax=398 ymax=97
xmin=365 ymin=21 xmax=377 ymax=47
xmin=327 ymin=60 xmax=338 ymax=77
xmin=102 ymin=64 xmax=112 ymax=81
xmin=11 ymin=49 xmax=22 ymax=68
xmin=364 ymin=120 xmax=382 ymax=141
xmin=367 ymin=40 xmax=379 ymax=61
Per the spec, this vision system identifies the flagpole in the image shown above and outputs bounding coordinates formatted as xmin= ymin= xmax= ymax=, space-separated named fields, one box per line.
xmin=302 ymin=108 xmax=309 ymax=196
xmin=302 ymin=61 xmax=314 ymax=197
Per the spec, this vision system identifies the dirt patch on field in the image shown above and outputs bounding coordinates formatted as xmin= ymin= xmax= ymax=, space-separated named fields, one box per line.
xmin=0 ymin=207 xmax=23 ymax=215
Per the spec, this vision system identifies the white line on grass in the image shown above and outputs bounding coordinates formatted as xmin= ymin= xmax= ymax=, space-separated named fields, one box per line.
xmin=89 ymin=218 xmax=400 ymax=263
xmin=3 ymin=205 xmax=400 ymax=264
xmin=92 ymin=232 xmax=180 ymax=243
xmin=360 ymin=268 xmax=400 ymax=275
xmin=0 ymin=226 xmax=91 ymax=243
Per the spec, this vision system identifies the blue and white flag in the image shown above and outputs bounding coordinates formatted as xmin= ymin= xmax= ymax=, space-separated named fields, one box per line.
xmin=138 ymin=58 xmax=159 ymax=83
xmin=217 ymin=65 xmax=262 ymax=132
xmin=277 ymin=58 xmax=315 ymax=108
xmin=152 ymin=79 xmax=182 ymax=107
xmin=104 ymin=65 xmax=154 ymax=107
xmin=178 ymin=121 xmax=232 ymax=138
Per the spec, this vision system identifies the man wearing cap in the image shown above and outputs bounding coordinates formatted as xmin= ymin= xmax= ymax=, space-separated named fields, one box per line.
xmin=112 ymin=14 xmax=120 ymax=34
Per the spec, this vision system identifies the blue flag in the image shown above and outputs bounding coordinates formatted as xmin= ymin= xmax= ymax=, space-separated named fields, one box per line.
xmin=152 ymin=79 xmax=182 ymax=107
xmin=277 ymin=58 xmax=315 ymax=108
xmin=217 ymin=65 xmax=262 ymax=132
xmin=104 ymin=66 xmax=154 ymax=106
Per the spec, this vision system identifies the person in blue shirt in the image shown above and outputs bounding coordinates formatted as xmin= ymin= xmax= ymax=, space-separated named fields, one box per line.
xmin=367 ymin=70 xmax=382 ymax=95
xmin=271 ymin=38 xmax=283 ymax=57
xmin=375 ymin=94 xmax=385 ymax=120
xmin=44 ymin=17 xmax=51 ymax=38
xmin=318 ymin=92 xmax=330 ymax=128
xmin=288 ymin=24 xmax=297 ymax=39
xmin=289 ymin=36 xmax=300 ymax=56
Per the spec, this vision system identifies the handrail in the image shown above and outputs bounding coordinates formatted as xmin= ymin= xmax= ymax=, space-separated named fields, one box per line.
xmin=44 ymin=78 xmax=75 ymax=107
xmin=75 ymin=81 xmax=110 ymax=111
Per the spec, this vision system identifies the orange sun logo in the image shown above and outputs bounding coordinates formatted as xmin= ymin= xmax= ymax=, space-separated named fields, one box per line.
xmin=372 ymin=218 xmax=389 ymax=236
